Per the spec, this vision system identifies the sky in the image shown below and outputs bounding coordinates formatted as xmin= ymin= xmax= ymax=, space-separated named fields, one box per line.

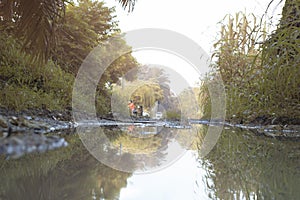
xmin=103 ymin=0 xmax=284 ymax=86
xmin=107 ymin=0 xmax=283 ymax=52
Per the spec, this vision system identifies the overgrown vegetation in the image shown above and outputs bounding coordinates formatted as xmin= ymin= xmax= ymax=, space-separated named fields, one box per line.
xmin=0 ymin=33 xmax=73 ymax=110
xmin=0 ymin=0 xmax=138 ymax=114
xmin=199 ymin=1 xmax=300 ymax=124
xmin=0 ymin=0 xmax=298 ymax=123
xmin=0 ymin=0 xmax=136 ymax=63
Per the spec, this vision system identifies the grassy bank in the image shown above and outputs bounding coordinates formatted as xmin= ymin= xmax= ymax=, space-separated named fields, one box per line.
xmin=0 ymin=33 xmax=73 ymax=111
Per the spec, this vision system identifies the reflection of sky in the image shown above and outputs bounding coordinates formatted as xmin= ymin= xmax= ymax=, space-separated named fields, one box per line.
xmin=119 ymin=150 xmax=210 ymax=200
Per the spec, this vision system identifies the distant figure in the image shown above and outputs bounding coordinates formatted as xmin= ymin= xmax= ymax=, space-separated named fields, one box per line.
xmin=128 ymin=100 xmax=137 ymax=117
xmin=136 ymin=105 xmax=143 ymax=117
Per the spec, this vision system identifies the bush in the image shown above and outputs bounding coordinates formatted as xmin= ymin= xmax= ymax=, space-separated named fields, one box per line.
xmin=165 ymin=110 xmax=181 ymax=121
xmin=0 ymin=32 xmax=74 ymax=111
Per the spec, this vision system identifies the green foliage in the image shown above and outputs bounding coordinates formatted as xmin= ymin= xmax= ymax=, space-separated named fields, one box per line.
xmin=200 ymin=9 xmax=300 ymax=123
xmin=132 ymin=83 xmax=164 ymax=109
xmin=258 ymin=0 xmax=300 ymax=118
xmin=178 ymin=88 xmax=201 ymax=119
xmin=210 ymin=12 xmax=265 ymax=120
xmin=110 ymin=80 xmax=164 ymax=117
xmin=0 ymin=0 xmax=67 ymax=64
xmin=0 ymin=32 xmax=74 ymax=111
xmin=165 ymin=110 xmax=181 ymax=120
xmin=0 ymin=1 xmax=138 ymax=113
xmin=95 ymin=90 xmax=112 ymax=116
xmin=0 ymin=0 xmax=136 ymax=63
xmin=49 ymin=1 xmax=139 ymax=116
xmin=198 ymin=80 xmax=212 ymax=119
xmin=51 ymin=0 xmax=119 ymax=75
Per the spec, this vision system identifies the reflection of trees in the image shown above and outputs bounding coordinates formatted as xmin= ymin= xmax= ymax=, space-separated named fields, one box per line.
xmin=79 ymin=126 xmax=137 ymax=173
xmin=198 ymin=127 xmax=300 ymax=199
xmin=0 ymin=134 xmax=132 ymax=200
xmin=178 ymin=88 xmax=200 ymax=119
xmin=103 ymin=126 xmax=188 ymax=172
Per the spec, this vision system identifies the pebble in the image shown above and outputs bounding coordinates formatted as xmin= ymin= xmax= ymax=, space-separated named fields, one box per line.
xmin=9 ymin=116 xmax=19 ymax=126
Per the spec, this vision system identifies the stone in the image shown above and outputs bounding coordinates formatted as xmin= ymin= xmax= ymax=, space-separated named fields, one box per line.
xmin=0 ymin=115 xmax=8 ymax=128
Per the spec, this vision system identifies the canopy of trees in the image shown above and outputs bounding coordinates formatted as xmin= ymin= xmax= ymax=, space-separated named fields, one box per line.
xmin=0 ymin=0 xmax=136 ymax=63
xmin=0 ymin=0 xmax=138 ymax=113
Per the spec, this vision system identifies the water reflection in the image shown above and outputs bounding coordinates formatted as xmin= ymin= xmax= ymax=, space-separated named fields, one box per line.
xmin=77 ymin=125 xmax=197 ymax=173
xmin=199 ymin=127 xmax=300 ymax=200
xmin=0 ymin=134 xmax=131 ymax=200
xmin=0 ymin=125 xmax=299 ymax=200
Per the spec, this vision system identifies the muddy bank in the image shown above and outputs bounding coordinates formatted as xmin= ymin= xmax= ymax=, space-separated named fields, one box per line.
xmin=0 ymin=108 xmax=299 ymax=158
xmin=0 ymin=108 xmax=190 ymax=158
xmin=0 ymin=108 xmax=73 ymax=158
xmin=229 ymin=115 xmax=300 ymax=139
xmin=0 ymin=108 xmax=74 ymax=135
xmin=190 ymin=118 xmax=300 ymax=140
xmin=0 ymin=108 xmax=299 ymax=138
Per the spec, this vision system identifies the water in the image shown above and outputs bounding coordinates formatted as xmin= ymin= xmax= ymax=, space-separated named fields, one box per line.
xmin=0 ymin=125 xmax=299 ymax=200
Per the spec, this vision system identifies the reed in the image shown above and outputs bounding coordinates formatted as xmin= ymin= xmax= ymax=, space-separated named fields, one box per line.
xmin=200 ymin=10 xmax=299 ymax=123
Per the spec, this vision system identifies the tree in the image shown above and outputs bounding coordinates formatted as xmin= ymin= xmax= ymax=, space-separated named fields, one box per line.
xmin=0 ymin=0 xmax=67 ymax=63
xmin=51 ymin=0 xmax=119 ymax=74
xmin=0 ymin=0 xmax=137 ymax=63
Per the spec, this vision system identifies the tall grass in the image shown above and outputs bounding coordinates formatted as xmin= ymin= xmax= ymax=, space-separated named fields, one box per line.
xmin=200 ymin=11 xmax=299 ymax=123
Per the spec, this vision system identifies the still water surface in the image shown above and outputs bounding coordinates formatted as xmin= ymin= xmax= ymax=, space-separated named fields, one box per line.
xmin=0 ymin=125 xmax=299 ymax=200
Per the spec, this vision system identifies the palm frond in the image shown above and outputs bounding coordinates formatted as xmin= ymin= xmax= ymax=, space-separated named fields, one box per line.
xmin=0 ymin=0 xmax=67 ymax=64
xmin=117 ymin=0 xmax=136 ymax=12
xmin=0 ymin=0 xmax=136 ymax=63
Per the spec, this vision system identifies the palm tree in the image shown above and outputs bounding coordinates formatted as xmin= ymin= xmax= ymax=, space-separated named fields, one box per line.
xmin=0 ymin=0 xmax=136 ymax=63
xmin=0 ymin=0 xmax=67 ymax=63
xmin=118 ymin=0 xmax=136 ymax=12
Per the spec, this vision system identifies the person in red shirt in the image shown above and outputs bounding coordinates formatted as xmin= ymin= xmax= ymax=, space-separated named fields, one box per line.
xmin=128 ymin=100 xmax=136 ymax=116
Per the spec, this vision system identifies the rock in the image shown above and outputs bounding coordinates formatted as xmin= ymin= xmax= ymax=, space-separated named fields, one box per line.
xmin=0 ymin=115 xmax=8 ymax=128
xmin=9 ymin=116 xmax=19 ymax=126
xmin=22 ymin=119 xmax=43 ymax=129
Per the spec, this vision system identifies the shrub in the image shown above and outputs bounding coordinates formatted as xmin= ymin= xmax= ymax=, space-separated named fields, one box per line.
xmin=0 ymin=32 xmax=74 ymax=111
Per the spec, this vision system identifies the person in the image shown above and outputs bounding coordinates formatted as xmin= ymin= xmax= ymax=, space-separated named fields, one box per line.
xmin=128 ymin=100 xmax=136 ymax=116
xmin=137 ymin=105 xmax=143 ymax=117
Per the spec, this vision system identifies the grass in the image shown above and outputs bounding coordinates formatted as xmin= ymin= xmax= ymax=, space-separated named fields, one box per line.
xmin=0 ymin=32 xmax=73 ymax=111
xmin=199 ymin=11 xmax=300 ymax=123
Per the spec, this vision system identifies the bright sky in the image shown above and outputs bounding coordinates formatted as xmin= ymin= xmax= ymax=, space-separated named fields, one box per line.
xmin=104 ymin=0 xmax=284 ymax=86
